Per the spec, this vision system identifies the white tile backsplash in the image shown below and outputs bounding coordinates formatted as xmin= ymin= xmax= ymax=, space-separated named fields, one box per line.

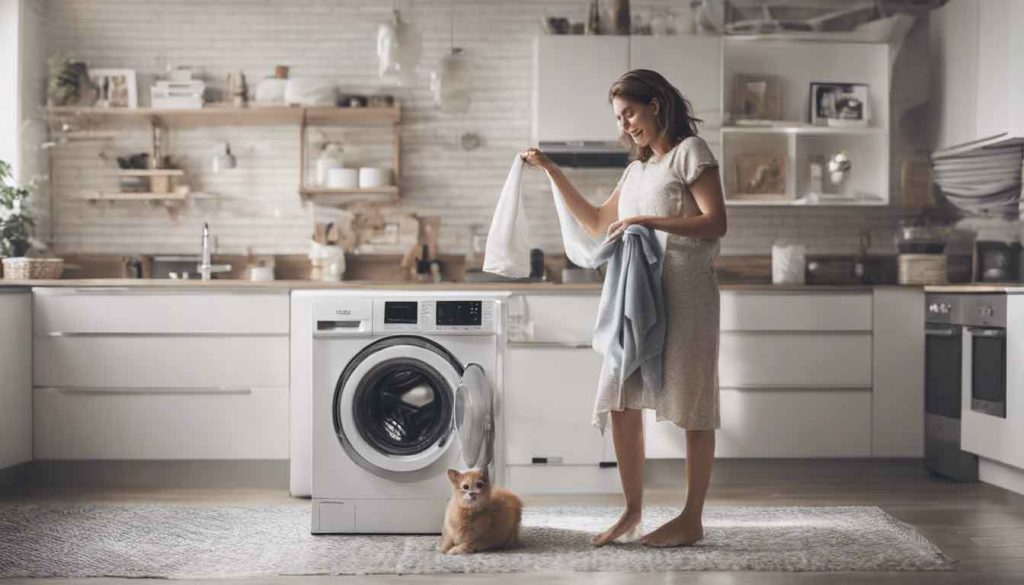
xmin=36 ymin=0 xmax=919 ymax=256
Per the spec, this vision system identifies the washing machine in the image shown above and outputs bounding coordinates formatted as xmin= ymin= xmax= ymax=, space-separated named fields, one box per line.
xmin=310 ymin=291 xmax=505 ymax=534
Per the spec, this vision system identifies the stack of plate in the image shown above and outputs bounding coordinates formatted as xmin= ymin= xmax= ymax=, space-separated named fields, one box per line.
xmin=931 ymin=145 xmax=1022 ymax=215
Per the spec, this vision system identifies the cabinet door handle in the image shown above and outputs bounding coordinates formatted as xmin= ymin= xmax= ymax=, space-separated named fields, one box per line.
xmin=40 ymin=386 xmax=254 ymax=396
xmin=509 ymin=341 xmax=591 ymax=349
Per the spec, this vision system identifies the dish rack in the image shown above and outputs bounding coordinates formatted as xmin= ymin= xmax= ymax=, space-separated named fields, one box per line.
xmin=2 ymin=257 xmax=64 ymax=280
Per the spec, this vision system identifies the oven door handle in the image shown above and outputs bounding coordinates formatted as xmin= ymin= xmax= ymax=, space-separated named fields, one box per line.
xmin=965 ymin=326 xmax=1005 ymax=338
xmin=925 ymin=325 xmax=960 ymax=337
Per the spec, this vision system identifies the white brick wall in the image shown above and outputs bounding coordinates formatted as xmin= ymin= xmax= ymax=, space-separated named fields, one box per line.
xmin=38 ymin=0 xmax=915 ymax=256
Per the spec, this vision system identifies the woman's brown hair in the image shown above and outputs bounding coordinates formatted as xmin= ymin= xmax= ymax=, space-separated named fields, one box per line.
xmin=608 ymin=69 xmax=703 ymax=163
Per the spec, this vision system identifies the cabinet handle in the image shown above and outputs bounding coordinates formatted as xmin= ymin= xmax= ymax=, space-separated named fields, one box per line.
xmin=509 ymin=341 xmax=591 ymax=349
xmin=39 ymin=386 xmax=254 ymax=396
xmin=38 ymin=331 xmax=287 ymax=338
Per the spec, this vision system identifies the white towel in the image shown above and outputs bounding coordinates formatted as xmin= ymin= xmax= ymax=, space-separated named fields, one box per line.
xmin=483 ymin=156 xmax=531 ymax=278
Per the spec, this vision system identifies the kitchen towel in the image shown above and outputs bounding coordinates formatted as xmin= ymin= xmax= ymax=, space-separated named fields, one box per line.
xmin=483 ymin=156 xmax=531 ymax=277
xmin=591 ymin=224 xmax=666 ymax=394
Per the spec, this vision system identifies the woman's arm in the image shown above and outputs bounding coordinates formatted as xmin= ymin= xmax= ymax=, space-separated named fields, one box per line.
xmin=607 ymin=168 xmax=727 ymax=240
xmin=521 ymin=148 xmax=619 ymax=237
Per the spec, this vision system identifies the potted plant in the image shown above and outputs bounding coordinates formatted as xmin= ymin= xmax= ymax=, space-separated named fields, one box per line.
xmin=0 ymin=160 xmax=33 ymax=258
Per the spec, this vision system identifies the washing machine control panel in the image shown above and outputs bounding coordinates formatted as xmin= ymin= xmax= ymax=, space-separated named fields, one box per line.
xmin=377 ymin=298 xmax=498 ymax=334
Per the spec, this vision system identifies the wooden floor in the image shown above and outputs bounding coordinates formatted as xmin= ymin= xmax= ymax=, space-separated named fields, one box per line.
xmin=2 ymin=459 xmax=1023 ymax=584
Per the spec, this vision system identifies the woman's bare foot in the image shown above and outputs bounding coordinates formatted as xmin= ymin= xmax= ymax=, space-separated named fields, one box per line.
xmin=640 ymin=511 xmax=704 ymax=547
xmin=590 ymin=509 xmax=642 ymax=547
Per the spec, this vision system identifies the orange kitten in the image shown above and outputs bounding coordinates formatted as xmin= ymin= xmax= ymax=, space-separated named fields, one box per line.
xmin=438 ymin=468 xmax=523 ymax=555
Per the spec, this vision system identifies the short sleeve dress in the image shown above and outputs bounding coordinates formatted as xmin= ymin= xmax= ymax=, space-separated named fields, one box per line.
xmin=592 ymin=136 xmax=722 ymax=432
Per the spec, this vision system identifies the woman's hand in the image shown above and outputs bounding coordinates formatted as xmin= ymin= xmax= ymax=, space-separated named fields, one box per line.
xmin=606 ymin=215 xmax=651 ymax=240
xmin=520 ymin=147 xmax=555 ymax=172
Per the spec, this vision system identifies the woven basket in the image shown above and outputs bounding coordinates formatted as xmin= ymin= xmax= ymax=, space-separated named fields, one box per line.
xmin=2 ymin=257 xmax=64 ymax=280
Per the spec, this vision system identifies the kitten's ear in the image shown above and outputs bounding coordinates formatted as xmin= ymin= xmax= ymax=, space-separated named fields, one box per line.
xmin=446 ymin=469 xmax=460 ymax=484
xmin=480 ymin=466 xmax=490 ymax=483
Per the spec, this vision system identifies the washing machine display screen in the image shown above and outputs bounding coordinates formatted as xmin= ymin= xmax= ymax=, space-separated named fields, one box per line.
xmin=384 ymin=301 xmax=418 ymax=324
xmin=436 ymin=301 xmax=482 ymax=326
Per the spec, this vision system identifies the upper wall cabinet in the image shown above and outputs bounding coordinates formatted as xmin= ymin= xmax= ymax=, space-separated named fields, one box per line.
xmin=534 ymin=35 xmax=891 ymax=205
xmin=931 ymin=0 xmax=1024 ymax=149
xmin=534 ymin=36 xmax=629 ymax=143
xmin=629 ymin=36 xmax=723 ymax=161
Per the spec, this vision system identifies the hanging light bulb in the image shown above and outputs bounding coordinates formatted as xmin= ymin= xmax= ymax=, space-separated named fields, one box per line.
xmin=377 ymin=5 xmax=422 ymax=86
xmin=431 ymin=2 xmax=472 ymax=113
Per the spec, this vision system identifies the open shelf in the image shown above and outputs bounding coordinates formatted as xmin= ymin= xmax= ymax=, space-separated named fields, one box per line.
xmin=78 ymin=187 xmax=190 ymax=202
xmin=46 ymin=105 xmax=401 ymax=127
xmin=722 ymin=125 xmax=886 ymax=136
xmin=117 ymin=169 xmax=186 ymax=177
xmin=299 ymin=186 xmax=399 ymax=206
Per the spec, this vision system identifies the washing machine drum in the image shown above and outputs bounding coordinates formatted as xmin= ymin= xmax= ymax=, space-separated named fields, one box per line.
xmin=334 ymin=336 xmax=493 ymax=477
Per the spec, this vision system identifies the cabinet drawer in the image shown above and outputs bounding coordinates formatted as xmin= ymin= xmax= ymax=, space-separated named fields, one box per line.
xmin=33 ymin=386 xmax=288 ymax=460
xmin=512 ymin=294 xmax=600 ymax=344
xmin=33 ymin=289 xmax=289 ymax=334
xmin=35 ymin=336 xmax=288 ymax=388
xmin=721 ymin=292 xmax=872 ymax=331
xmin=646 ymin=389 xmax=872 ymax=458
xmin=720 ymin=332 xmax=872 ymax=388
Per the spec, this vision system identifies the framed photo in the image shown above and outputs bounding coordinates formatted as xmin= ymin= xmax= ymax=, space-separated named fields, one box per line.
xmin=733 ymin=154 xmax=788 ymax=200
xmin=810 ymin=82 xmax=869 ymax=127
xmin=89 ymin=68 xmax=138 ymax=108
xmin=731 ymin=74 xmax=781 ymax=122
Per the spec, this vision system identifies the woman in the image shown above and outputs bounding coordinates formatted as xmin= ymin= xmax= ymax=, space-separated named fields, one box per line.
xmin=521 ymin=69 xmax=726 ymax=548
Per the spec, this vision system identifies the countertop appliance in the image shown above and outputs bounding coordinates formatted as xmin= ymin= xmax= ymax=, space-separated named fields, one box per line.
xmin=924 ymin=294 xmax=978 ymax=481
xmin=308 ymin=291 xmax=504 ymax=534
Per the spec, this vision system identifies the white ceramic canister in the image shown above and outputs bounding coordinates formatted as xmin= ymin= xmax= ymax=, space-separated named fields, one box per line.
xmin=327 ymin=168 xmax=359 ymax=189
xmin=358 ymin=167 xmax=392 ymax=188
xmin=771 ymin=241 xmax=806 ymax=285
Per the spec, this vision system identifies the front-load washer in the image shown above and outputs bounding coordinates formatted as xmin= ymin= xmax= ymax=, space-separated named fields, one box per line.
xmin=310 ymin=291 xmax=504 ymax=534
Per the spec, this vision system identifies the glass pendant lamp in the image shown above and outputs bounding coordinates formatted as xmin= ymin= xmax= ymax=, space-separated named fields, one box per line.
xmin=430 ymin=2 xmax=473 ymax=113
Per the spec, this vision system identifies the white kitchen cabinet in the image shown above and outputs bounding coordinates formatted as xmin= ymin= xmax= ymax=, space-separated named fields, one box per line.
xmin=35 ymin=336 xmax=288 ymax=389
xmin=0 ymin=290 xmax=32 ymax=470
xmin=534 ymin=36 xmax=629 ymax=143
xmin=719 ymin=332 xmax=872 ymax=388
xmin=32 ymin=288 xmax=290 ymax=460
xmin=649 ymin=291 xmax=874 ymax=459
xmin=505 ymin=345 xmax=605 ymax=465
xmin=872 ymin=288 xmax=925 ymax=457
xmin=629 ymin=36 xmax=722 ymax=160
xmin=504 ymin=293 xmax=617 ymax=494
xmin=34 ymin=386 xmax=288 ymax=460
xmin=721 ymin=291 xmax=872 ymax=331
xmin=931 ymin=0 xmax=1024 ymax=148
xmin=974 ymin=0 xmax=1024 ymax=142
xmin=33 ymin=288 xmax=289 ymax=334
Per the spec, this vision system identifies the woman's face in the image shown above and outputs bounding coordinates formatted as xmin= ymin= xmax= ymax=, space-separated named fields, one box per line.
xmin=613 ymin=96 xmax=659 ymax=148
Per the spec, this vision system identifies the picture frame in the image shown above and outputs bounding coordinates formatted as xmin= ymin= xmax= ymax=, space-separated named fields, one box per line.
xmin=733 ymin=153 xmax=788 ymax=200
xmin=731 ymin=74 xmax=781 ymax=122
xmin=88 ymin=68 xmax=138 ymax=108
xmin=810 ymin=82 xmax=869 ymax=127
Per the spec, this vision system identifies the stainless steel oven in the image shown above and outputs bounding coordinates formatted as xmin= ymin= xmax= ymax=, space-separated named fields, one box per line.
xmin=962 ymin=295 xmax=1007 ymax=418
xmin=924 ymin=294 xmax=978 ymax=481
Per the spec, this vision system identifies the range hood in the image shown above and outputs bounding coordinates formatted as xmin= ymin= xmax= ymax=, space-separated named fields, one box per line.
xmin=539 ymin=141 xmax=629 ymax=168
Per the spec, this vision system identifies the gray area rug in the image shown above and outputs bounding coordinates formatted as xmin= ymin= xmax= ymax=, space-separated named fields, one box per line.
xmin=0 ymin=504 xmax=953 ymax=577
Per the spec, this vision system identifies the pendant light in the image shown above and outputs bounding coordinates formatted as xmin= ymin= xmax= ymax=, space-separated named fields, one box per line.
xmin=430 ymin=1 xmax=473 ymax=114
xmin=377 ymin=2 xmax=422 ymax=86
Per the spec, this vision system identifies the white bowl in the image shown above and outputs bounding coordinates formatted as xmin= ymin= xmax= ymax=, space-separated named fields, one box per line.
xmin=358 ymin=167 xmax=392 ymax=188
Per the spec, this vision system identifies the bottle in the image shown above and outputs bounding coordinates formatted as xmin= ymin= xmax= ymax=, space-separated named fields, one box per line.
xmin=316 ymin=142 xmax=344 ymax=187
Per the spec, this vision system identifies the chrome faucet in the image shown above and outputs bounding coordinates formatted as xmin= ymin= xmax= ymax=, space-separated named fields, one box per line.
xmin=198 ymin=222 xmax=232 ymax=280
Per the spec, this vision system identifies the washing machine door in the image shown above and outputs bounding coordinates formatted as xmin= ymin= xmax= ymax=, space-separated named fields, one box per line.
xmin=455 ymin=363 xmax=494 ymax=470
xmin=334 ymin=337 xmax=461 ymax=476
